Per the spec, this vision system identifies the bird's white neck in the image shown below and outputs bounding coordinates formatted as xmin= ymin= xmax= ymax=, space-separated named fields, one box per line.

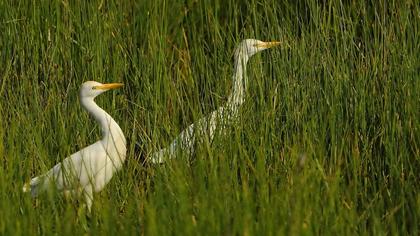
xmin=227 ymin=50 xmax=249 ymax=113
xmin=80 ymin=97 xmax=126 ymax=147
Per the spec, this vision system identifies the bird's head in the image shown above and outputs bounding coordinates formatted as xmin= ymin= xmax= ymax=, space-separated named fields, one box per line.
xmin=236 ymin=39 xmax=281 ymax=58
xmin=80 ymin=81 xmax=124 ymax=99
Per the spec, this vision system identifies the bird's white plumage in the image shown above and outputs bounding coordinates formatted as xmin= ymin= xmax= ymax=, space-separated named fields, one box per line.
xmin=23 ymin=81 xmax=126 ymax=212
xmin=150 ymin=39 xmax=280 ymax=163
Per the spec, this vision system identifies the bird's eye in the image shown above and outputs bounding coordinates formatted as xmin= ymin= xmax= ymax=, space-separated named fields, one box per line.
xmin=92 ymin=86 xmax=97 ymax=90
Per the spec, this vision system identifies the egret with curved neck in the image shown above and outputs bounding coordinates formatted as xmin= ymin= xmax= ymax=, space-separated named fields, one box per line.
xmin=150 ymin=39 xmax=280 ymax=163
xmin=23 ymin=81 xmax=126 ymax=212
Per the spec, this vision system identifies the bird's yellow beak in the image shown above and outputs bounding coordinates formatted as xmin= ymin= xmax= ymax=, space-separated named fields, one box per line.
xmin=94 ymin=83 xmax=124 ymax=90
xmin=254 ymin=41 xmax=281 ymax=49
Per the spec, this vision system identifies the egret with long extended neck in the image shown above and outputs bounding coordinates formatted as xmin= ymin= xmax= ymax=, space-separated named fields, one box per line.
xmin=23 ymin=81 xmax=126 ymax=212
xmin=150 ymin=39 xmax=280 ymax=163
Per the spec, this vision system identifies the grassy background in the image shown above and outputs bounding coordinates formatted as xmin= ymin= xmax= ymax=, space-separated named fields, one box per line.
xmin=1 ymin=0 xmax=419 ymax=235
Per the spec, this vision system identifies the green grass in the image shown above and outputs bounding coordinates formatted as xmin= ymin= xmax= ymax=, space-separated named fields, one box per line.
xmin=1 ymin=0 xmax=419 ymax=235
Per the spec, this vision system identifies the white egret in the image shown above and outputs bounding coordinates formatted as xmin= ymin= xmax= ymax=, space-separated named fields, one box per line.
xmin=23 ymin=81 xmax=126 ymax=212
xmin=150 ymin=39 xmax=280 ymax=163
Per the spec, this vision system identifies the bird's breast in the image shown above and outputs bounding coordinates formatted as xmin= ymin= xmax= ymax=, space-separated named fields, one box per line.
xmin=101 ymin=129 xmax=126 ymax=167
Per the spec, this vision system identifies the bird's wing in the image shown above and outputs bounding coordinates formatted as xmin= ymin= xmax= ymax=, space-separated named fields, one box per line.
xmin=52 ymin=141 xmax=107 ymax=190
xmin=150 ymin=106 xmax=229 ymax=163
xmin=194 ymin=106 xmax=227 ymax=143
